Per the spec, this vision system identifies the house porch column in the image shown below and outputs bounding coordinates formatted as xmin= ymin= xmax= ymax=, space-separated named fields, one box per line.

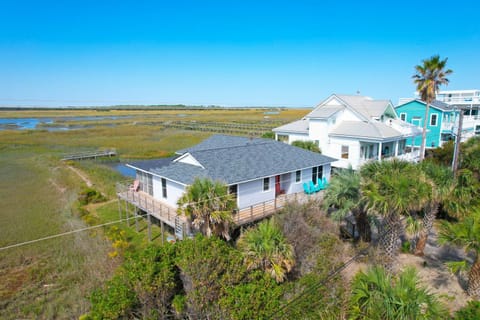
xmin=378 ymin=142 xmax=382 ymax=161
xmin=394 ymin=141 xmax=399 ymax=156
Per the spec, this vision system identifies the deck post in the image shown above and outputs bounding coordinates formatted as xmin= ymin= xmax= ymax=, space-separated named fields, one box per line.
xmin=147 ymin=213 xmax=152 ymax=242
xmin=263 ymin=202 xmax=266 ymax=217
xmin=125 ymin=201 xmax=130 ymax=226
xmin=117 ymin=197 xmax=122 ymax=221
xmin=135 ymin=208 xmax=139 ymax=232
xmin=182 ymin=222 xmax=186 ymax=239
xmin=274 ymin=198 xmax=277 ymax=210
xmin=250 ymin=206 xmax=253 ymax=219
xmin=161 ymin=221 xmax=164 ymax=245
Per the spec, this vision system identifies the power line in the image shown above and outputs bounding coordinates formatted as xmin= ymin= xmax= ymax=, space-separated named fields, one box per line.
xmin=267 ymin=216 xmax=405 ymax=319
xmin=0 ymin=213 xmax=147 ymax=252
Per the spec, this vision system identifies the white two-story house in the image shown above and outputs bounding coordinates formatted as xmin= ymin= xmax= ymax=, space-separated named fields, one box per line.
xmin=273 ymin=94 xmax=422 ymax=169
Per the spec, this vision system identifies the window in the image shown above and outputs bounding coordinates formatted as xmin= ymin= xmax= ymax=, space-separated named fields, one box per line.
xmin=161 ymin=178 xmax=167 ymax=198
xmin=295 ymin=170 xmax=301 ymax=183
xmin=412 ymin=117 xmax=421 ymax=127
xmin=311 ymin=166 xmax=323 ymax=182
xmin=228 ymin=184 xmax=238 ymax=202
xmin=341 ymin=145 xmax=349 ymax=159
xmin=400 ymin=113 xmax=407 ymax=121
xmin=263 ymin=177 xmax=270 ymax=191
xmin=430 ymin=114 xmax=438 ymax=126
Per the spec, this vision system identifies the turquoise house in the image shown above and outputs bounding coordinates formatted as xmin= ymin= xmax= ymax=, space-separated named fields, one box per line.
xmin=395 ymin=100 xmax=459 ymax=148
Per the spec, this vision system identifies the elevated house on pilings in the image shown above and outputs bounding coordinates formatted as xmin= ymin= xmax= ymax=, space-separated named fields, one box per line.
xmin=117 ymin=134 xmax=336 ymax=240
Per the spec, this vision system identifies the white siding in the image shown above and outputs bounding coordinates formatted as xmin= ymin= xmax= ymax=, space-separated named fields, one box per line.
xmin=152 ymin=176 xmax=185 ymax=208
xmin=328 ymin=137 xmax=361 ymax=169
xmin=287 ymin=133 xmax=309 ymax=144
xmin=238 ymin=177 xmax=275 ymax=209
xmin=308 ymin=119 xmax=329 ymax=149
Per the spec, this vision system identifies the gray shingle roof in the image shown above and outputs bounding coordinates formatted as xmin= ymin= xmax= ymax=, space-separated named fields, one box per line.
xmin=272 ymin=119 xmax=309 ymax=133
xmin=127 ymin=157 xmax=176 ymax=172
xmin=395 ymin=99 xmax=455 ymax=111
xmin=175 ymin=134 xmax=268 ymax=155
xmin=151 ymin=135 xmax=336 ymax=185
xmin=329 ymin=121 xmax=402 ymax=140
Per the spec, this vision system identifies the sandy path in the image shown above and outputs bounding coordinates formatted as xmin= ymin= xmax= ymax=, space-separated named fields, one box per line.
xmin=67 ymin=165 xmax=93 ymax=187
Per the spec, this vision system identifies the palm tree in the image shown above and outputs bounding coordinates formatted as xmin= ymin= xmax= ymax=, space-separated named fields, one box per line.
xmin=444 ymin=169 xmax=480 ymax=218
xmin=412 ymin=54 xmax=452 ymax=160
xmin=414 ymin=162 xmax=453 ymax=256
xmin=177 ymin=177 xmax=236 ymax=240
xmin=360 ymin=160 xmax=432 ymax=271
xmin=438 ymin=210 xmax=480 ymax=297
xmin=349 ymin=266 xmax=444 ymax=319
xmin=237 ymin=219 xmax=294 ymax=283
xmin=322 ymin=167 xmax=371 ymax=241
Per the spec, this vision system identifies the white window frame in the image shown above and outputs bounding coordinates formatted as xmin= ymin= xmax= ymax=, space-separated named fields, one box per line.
xmin=400 ymin=113 xmax=407 ymax=121
xmin=263 ymin=177 xmax=270 ymax=192
xmin=430 ymin=113 xmax=438 ymax=126
xmin=411 ymin=117 xmax=422 ymax=127
xmin=295 ymin=170 xmax=301 ymax=183
xmin=161 ymin=178 xmax=167 ymax=198
xmin=341 ymin=145 xmax=349 ymax=159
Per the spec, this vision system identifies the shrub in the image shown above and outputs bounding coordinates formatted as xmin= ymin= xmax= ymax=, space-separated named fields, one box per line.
xmin=78 ymin=187 xmax=106 ymax=205
xmin=454 ymin=300 xmax=480 ymax=319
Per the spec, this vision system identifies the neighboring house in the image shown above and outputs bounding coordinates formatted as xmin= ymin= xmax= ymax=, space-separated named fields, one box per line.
xmin=398 ymin=89 xmax=480 ymax=142
xmin=395 ymin=99 xmax=460 ymax=148
xmin=273 ymin=94 xmax=422 ymax=169
xmin=436 ymin=89 xmax=480 ymax=139
xmin=120 ymin=135 xmax=336 ymax=238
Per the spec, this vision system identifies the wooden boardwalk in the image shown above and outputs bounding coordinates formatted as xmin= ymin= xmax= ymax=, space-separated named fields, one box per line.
xmin=61 ymin=149 xmax=116 ymax=161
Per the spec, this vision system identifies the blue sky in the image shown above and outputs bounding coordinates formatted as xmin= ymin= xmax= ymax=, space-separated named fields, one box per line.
xmin=1 ymin=0 xmax=479 ymax=107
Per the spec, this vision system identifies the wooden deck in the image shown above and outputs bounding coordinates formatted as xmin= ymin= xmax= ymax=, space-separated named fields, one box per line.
xmin=117 ymin=188 xmax=323 ymax=232
xmin=61 ymin=149 xmax=116 ymax=161
xmin=117 ymin=189 xmax=185 ymax=228
xmin=234 ymin=191 xmax=323 ymax=225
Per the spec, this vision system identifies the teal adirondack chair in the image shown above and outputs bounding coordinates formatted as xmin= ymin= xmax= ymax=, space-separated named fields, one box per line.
xmin=309 ymin=181 xmax=318 ymax=193
xmin=303 ymin=182 xmax=313 ymax=195
xmin=317 ymin=178 xmax=325 ymax=190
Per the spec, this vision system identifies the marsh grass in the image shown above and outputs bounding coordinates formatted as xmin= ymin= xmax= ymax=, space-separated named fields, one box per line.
xmin=0 ymin=108 xmax=307 ymax=318
xmin=0 ymin=146 xmax=118 ymax=319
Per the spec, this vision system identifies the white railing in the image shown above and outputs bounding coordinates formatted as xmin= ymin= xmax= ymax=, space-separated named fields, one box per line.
xmin=437 ymin=96 xmax=480 ymax=105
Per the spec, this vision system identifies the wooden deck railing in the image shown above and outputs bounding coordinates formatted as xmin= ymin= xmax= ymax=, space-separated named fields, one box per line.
xmin=117 ymin=188 xmax=184 ymax=228
xmin=234 ymin=191 xmax=322 ymax=225
xmin=117 ymin=183 xmax=323 ymax=231
xmin=61 ymin=149 xmax=116 ymax=161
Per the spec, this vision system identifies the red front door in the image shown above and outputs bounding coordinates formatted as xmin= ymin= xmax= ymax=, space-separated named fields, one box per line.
xmin=275 ymin=175 xmax=281 ymax=196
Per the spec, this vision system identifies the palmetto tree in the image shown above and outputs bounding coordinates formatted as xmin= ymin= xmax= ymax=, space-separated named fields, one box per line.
xmin=322 ymin=167 xmax=371 ymax=241
xmin=413 ymin=55 xmax=452 ymax=160
xmin=237 ymin=219 xmax=294 ymax=283
xmin=414 ymin=161 xmax=454 ymax=256
xmin=360 ymin=160 xmax=432 ymax=271
xmin=177 ymin=177 xmax=236 ymax=240
xmin=349 ymin=266 xmax=444 ymax=319
xmin=439 ymin=210 xmax=480 ymax=297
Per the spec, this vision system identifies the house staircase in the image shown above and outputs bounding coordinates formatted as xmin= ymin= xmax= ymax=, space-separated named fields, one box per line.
xmin=174 ymin=216 xmax=184 ymax=240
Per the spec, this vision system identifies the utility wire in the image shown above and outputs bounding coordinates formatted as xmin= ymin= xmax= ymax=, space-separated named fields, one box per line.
xmin=268 ymin=216 xmax=405 ymax=320
xmin=0 ymin=213 xmax=147 ymax=252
